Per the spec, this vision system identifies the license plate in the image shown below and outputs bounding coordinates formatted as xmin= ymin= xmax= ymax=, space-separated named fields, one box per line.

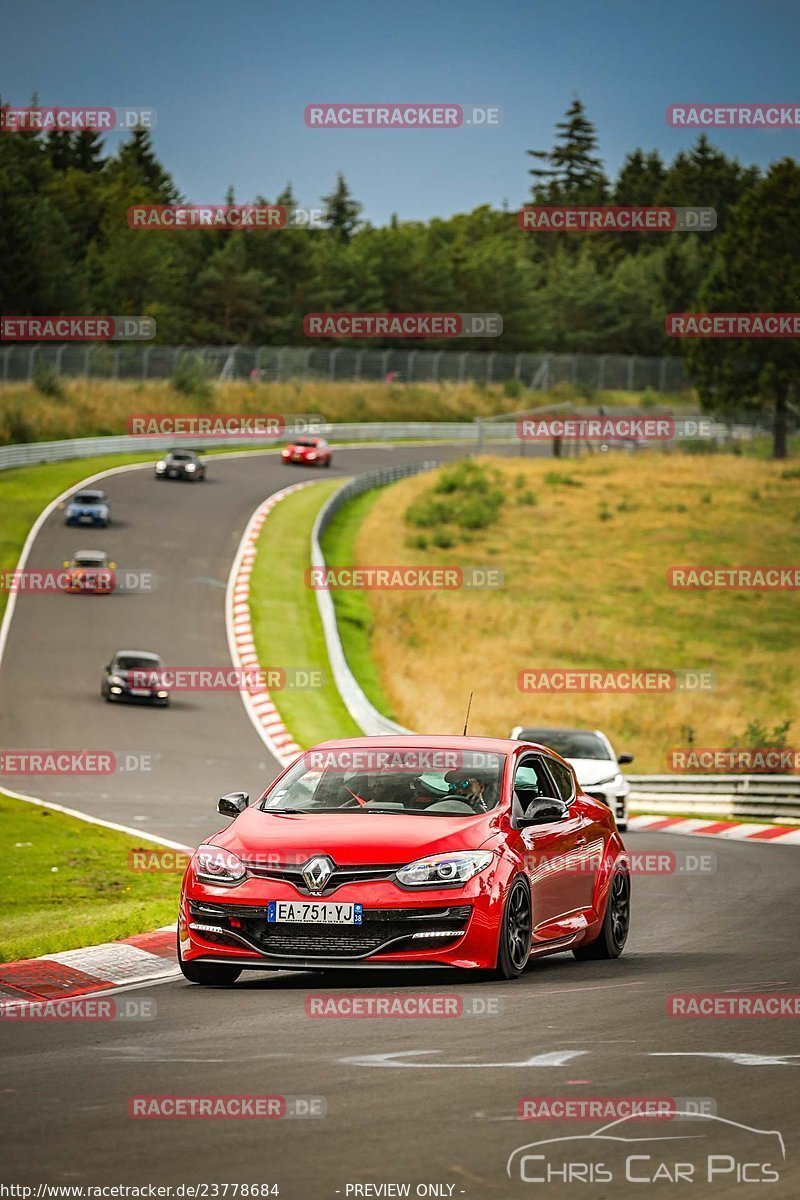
xmin=130 ymin=687 xmax=151 ymax=696
xmin=293 ymin=455 xmax=303 ymax=461
xmin=267 ymin=900 xmax=362 ymax=924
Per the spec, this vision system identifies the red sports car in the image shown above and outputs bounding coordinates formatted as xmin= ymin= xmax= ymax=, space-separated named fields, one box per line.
xmin=178 ymin=735 xmax=630 ymax=985
xmin=281 ymin=436 xmax=332 ymax=467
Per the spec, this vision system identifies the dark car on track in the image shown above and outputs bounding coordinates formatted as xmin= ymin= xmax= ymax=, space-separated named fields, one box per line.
xmin=64 ymin=489 xmax=111 ymax=527
xmin=101 ymin=649 xmax=170 ymax=705
xmin=155 ymin=449 xmax=206 ymax=481
xmin=281 ymin=436 xmax=332 ymax=467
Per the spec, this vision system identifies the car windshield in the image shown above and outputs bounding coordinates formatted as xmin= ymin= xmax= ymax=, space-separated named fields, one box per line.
xmin=520 ymin=730 xmax=612 ymax=760
xmin=74 ymin=554 xmax=105 ymax=566
xmin=169 ymin=453 xmax=193 ymax=461
xmin=73 ymin=492 xmax=104 ymax=504
xmin=115 ymin=655 xmax=161 ymax=671
xmin=293 ymin=439 xmax=317 ymax=448
xmin=259 ymin=750 xmax=506 ymax=815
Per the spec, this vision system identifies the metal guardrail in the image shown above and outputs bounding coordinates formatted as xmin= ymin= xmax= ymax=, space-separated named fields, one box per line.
xmin=628 ymin=774 xmax=800 ymax=823
xmin=0 ymin=424 xmax=514 ymax=472
xmin=0 ymin=416 xmax=766 ymax=472
xmin=310 ymin=461 xmax=441 ymax=737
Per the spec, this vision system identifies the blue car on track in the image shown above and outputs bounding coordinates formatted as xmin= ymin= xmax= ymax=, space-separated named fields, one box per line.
xmin=64 ymin=489 xmax=111 ymax=528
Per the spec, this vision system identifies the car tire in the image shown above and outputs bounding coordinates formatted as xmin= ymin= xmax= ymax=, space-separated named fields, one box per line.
xmin=573 ymin=865 xmax=630 ymax=960
xmin=177 ymin=935 xmax=242 ymax=986
xmin=324 ymin=458 xmax=331 ymax=468
xmin=617 ymin=822 xmax=628 ymax=833
xmin=494 ymin=876 xmax=532 ymax=980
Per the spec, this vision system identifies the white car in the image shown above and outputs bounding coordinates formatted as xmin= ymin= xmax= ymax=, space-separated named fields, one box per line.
xmin=509 ymin=726 xmax=632 ymax=831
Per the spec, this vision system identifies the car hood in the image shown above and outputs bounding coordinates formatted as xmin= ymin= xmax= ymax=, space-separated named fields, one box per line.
xmin=212 ymin=807 xmax=496 ymax=866
xmin=567 ymin=757 xmax=621 ymax=786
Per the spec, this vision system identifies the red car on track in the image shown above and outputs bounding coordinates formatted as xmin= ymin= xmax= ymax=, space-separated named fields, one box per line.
xmin=281 ymin=436 xmax=332 ymax=467
xmin=178 ymin=735 xmax=630 ymax=985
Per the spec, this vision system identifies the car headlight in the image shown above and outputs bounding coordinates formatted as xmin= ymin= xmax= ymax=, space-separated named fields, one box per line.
xmin=592 ymin=773 xmax=624 ymax=790
xmin=306 ymin=452 xmax=317 ymax=460
xmin=193 ymin=844 xmax=246 ymax=886
xmin=156 ymin=460 xmax=167 ymax=469
xmin=396 ymin=850 xmax=494 ymax=888
xmin=108 ymin=675 xmax=125 ymax=686
xmin=185 ymin=463 xmax=196 ymax=471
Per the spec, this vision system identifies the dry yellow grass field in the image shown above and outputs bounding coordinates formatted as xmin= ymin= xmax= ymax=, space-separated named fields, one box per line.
xmin=0 ymin=377 xmax=693 ymax=443
xmin=354 ymin=453 xmax=800 ymax=771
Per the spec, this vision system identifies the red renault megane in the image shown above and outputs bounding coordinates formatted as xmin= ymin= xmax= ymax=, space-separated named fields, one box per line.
xmin=178 ymin=736 xmax=630 ymax=985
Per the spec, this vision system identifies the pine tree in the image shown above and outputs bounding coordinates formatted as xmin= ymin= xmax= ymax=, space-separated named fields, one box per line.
xmin=321 ymin=173 xmax=362 ymax=243
xmin=528 ymin=99 xmax=608 ymax=203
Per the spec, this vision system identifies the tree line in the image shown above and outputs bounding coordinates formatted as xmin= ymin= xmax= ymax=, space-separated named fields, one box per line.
xmin=1 ymin=97 xmax=797 ymax=452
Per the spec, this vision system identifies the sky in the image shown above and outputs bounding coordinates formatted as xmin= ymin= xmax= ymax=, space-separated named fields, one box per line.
xmin=1 ymin=0 xmax=799 ymax=225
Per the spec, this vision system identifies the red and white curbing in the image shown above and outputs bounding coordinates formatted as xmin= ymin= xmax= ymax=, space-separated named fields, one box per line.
xmin=628 ymin=813 xmax=800 ymax=844
xmin=0 ymin=927 xmax=179 ymax=1009
xmin=227 ymin=480 xmax=317 ymax=768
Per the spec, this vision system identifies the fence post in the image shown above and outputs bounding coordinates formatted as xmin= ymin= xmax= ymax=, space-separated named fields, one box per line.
xmin=142 ymin=346 xmax=153 ymax=381
xmin=433 ymin=350 xmax=442 ymax=383
xmin=514 ymin=354 xmax=522 ymax=380
xmin=627 ymin=356 xmax=635 ymax=390
xmin=55 ymin=344 xmax=66 ymax=374
xmin=659 ymin=357 xmax=667 ymax=392
xmin=329 ymin=348 xmax=340 ymax=381
xmin=486 ymin=352 xmax=495 ymax=385
xmin=598 ymin=355 xmax=606 ymax=390
xmin=407 ymin=350 xmax=416 ymax=382
xmin=355 ymin=349 xmax=363 ymax=380
xmin=28 ymin=347 xmax=38 ymax=380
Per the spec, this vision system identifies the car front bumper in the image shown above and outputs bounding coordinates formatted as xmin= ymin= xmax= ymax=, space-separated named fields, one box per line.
xmin=179 ymin=873 xmax=507 ymax=971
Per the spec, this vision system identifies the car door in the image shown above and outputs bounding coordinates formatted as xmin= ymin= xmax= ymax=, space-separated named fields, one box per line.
xmin=512 ymin=753 xmax=589 ymax=940
xmin=544 ymin=755 xmax=605 ymax=911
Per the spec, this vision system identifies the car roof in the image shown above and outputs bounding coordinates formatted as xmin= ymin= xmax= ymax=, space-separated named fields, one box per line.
xmin=167 ymin=448 xmax=198 ymax=456
xmin=113 ymin=649 xmax=161 ymax=660
xmin=73 ymin=490 xmax=106 ymax=499
xmin=309 ymin=734 xmax=543 ymax=754
xmin=74 ymin=550 xmax=107 ymax=561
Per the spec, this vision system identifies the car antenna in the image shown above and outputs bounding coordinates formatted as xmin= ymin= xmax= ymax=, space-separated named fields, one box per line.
xmin=462 ymin=691 xmax=474 ymax=736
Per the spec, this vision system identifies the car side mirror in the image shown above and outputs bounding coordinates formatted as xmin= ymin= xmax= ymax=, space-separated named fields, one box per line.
xmin=218 ymin=791 xmax=249 ymax=817
xmin=518 ymin=796 xmax=569 ymax=826
xmin=618 ymin=753 xmax=634 ymax=765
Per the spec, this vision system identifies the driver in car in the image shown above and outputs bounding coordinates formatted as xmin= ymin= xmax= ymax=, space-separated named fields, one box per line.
xmin=444 ymin=769 xmax=492 ymax=813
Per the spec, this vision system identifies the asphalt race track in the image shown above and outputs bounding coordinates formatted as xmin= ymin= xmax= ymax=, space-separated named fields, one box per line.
xmin=0 ymin=443 xmax=513 ymax=844
xmin=1 ymin=444 xmax=799 ymax=1197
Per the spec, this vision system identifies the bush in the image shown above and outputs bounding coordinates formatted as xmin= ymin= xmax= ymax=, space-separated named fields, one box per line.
xmin=503 ymin=378 xmax=525 ymax=400
xmin=33 ymin=364 xmax=66 ymax=401
xmin=172 ymin=353 xmax=214 ymax=401
xmin=404 ymin=460 xmax=505 ymax=540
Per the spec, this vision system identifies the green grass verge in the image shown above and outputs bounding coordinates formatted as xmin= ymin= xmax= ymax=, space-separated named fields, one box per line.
xmin=249 ymin=480 xmax=363 ymax=746
xmin=319 ymin=489 xmax=398 ymax=720
xmin=0 ymin=793 xmax=183 ymax=962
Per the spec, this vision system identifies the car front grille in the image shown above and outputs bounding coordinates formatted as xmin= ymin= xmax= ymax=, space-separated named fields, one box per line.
xmin=188 ymin=900 xmax=471 ymax=959
xmin=242 ymin=862 xmax=404 ymax=895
